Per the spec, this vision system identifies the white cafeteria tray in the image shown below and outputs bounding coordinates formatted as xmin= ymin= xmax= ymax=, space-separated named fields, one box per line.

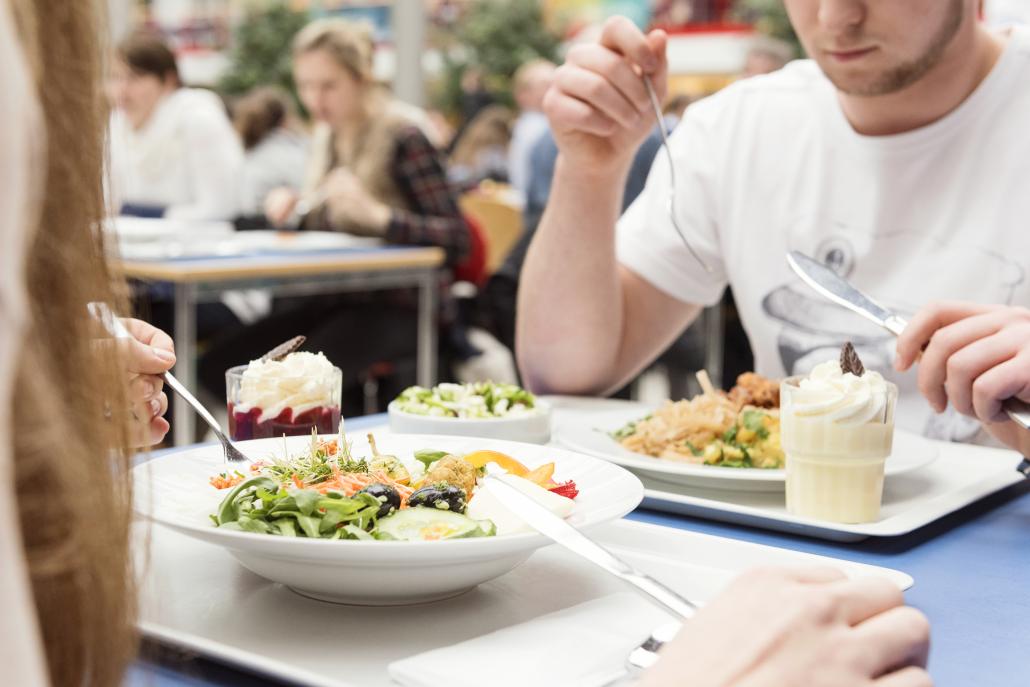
xmin=534 ymin=398 xmax=1027 ymax=542
xmin=637 ymin=440 xmax=1025 ymax=542
xmin=137 ymin=520 xmax=911 ymax=687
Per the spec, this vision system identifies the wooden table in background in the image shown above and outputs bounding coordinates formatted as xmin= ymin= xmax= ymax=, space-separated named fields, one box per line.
xmin=116 ymin=246 xmax=445 ymax=445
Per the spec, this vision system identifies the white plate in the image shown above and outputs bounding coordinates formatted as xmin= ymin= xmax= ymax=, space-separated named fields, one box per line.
xmin=554 ymin=408 xmax=939 ymax=492
xmin=388 ymin=400 xmax=552 ymax=444
xmin=133 ymin=433 xmax=642 ymax=605
xmin=137 ymin=519 xmax=912 ymax=687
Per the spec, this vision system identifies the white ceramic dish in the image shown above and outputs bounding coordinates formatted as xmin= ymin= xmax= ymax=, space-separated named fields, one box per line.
xmin=133 ymin=433 xmax=640 ymax=605
xmin=137 ymin=519 xmax=912 ymax=687
xmin=388 ymin=400 xmax=552 ymax=444
xmin=554 ymin=408 xmax=938 ymax=492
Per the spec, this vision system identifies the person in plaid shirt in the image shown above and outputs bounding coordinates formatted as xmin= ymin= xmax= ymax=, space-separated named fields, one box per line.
xmin=264 ymin=18 xmax=469 ymax=267
xmin=200 ymin=18 xmax=472 ymax=416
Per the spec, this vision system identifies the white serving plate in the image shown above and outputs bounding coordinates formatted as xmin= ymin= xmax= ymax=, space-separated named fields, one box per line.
xmin=136 ymin=518 xmax=912 ymax=687
xmin=554 ymin=407 xmax=938 ymax=492
xmin=638 ymin=439 xmax=1026 ymax=541
xmin=388 ymin=399 xmax=552 ymax=444
xmin=132 ymin=433 xmax=640 ymax=605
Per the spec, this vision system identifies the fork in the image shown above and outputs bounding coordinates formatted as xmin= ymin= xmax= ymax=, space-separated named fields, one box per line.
xmin=87 ymin=302 xmax=250 ymax=463
xmin=642 ymin=76 xmax=712 ymax=274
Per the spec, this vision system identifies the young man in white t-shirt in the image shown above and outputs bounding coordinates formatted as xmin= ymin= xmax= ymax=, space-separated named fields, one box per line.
xmin=518 ymin=0 xmax=1030 ymax=449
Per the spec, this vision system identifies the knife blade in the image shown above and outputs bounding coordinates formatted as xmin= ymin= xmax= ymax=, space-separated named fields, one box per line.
xmin=786 ymin=251 xmax=909 ymax=336
xmin=786 ymin=250 xmax=1030 ymax=434
xmin=483 ymin=475 xmax=697 ymax=620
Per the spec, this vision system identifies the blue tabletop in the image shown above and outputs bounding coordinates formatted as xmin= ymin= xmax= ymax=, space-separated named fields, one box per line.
xmin=126 ymin=415 xmax=1030 ymax=687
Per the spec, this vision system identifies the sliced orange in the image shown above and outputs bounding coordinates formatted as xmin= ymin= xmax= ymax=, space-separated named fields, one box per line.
xmin=462 ymin=450 xmax=530 ymax=476
xmin=524 ymin=462 xmax=556 ymax=487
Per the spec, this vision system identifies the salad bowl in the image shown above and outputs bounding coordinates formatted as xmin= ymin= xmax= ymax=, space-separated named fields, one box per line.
xmin=389 ymin=383 xmax=552 ymax=444
xmin=133 ymin=433 xmax=641 ymax=605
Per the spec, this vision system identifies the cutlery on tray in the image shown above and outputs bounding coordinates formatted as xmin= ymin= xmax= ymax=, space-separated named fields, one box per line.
xmin=785 ymin=250 xmax=1030 ymax=475
xmin=483 ymin=475 xmax=697 ymax=619
xmin=87 ymin=302 xmax=251 ymax=463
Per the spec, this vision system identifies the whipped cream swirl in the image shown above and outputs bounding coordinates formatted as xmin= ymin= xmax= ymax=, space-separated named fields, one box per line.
xmin=238 ymin=352 xmax=337 ymax=421
xmin=792 ymin=360 xmax=889 ymax=426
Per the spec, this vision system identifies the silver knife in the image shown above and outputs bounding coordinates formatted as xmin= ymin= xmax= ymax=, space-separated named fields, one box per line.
xmin=483 ymin=475 xmax=697 ymax=620
xmin=786 ymin=250 xmax=1030 ymax=436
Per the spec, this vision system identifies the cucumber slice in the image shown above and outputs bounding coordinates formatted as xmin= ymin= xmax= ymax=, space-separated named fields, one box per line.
xmin=377 ymin=507 xmax=492 ymax=541
xmin=476 ymin=519 xmax=497 ymax=537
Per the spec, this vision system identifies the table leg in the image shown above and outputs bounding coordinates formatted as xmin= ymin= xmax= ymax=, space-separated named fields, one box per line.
xmin=416 ymin=270 xmax=438 ymax=387
xmin=704 ymin=302 xmax=725 ymax=390
xmin=172 ymin=282 xmax=197 ymax=446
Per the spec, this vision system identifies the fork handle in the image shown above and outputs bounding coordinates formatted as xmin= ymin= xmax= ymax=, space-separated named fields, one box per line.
xmin=159 ymin=370 xmax=232 ymax=443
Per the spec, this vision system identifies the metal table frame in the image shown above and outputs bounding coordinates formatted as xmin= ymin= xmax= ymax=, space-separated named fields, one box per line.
xmin=165 ymin=266 xmax=438 ymax=445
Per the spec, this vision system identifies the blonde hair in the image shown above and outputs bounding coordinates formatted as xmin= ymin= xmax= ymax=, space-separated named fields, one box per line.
xmin=11 ymin=1 xmax=138 ymax=685
xmin=449 ymin=104 xmax=514 ymax=168
xmin=292 ymin=18 xmax=375 ymax=82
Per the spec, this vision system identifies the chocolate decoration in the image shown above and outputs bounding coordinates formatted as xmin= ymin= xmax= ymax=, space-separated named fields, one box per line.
xmin=260 ymin=335 xmax=306 ymax=362
xmin=840 ymin=341 xmax=865 ymax=377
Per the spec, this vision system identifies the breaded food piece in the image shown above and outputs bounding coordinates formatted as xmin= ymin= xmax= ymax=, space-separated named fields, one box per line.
xmin=423 ymin=455 xmax=477 ymax=497
xmin=728 ymin=372 xmax=780 ymax=409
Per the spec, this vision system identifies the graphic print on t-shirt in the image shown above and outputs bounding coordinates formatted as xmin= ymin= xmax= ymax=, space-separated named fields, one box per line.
xmin=763 ymin=223 xmax=1026 ymax=443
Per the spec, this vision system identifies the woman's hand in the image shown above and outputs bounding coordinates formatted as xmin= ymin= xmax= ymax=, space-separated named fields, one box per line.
xmin=896 ymin=301 xmax=1030 ymax=453
xmin=324 ymin=168 xmax=391 ymax=233
xmin=640 ymin=567 xmax=931 ymax=687
xmin=121 ymin=318 xmax=175 ymax=446
xmin=264 ymin=186 xmax=300 ymax=228
xmin=543 ymin=16 xmax=667 ymax=175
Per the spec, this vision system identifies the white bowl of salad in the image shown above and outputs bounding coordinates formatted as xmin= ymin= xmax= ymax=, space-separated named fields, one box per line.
xmin=389 ymin=382 xmax=552 ymax=444
xmin=133 ymin=432 xmax=641 ymax=605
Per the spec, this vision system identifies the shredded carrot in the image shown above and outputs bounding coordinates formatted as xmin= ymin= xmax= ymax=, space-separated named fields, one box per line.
xmin=209 ymin=474 xmax=245 ymax=490
xmin=309 ymin=470 xmax=414 ymax=507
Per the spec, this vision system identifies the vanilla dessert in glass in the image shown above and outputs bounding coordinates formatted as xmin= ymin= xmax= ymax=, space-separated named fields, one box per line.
xmin=226 ymin=352 xmax=342 ymax=441
xmin=780 ymin=344 xmax=897 ymax=523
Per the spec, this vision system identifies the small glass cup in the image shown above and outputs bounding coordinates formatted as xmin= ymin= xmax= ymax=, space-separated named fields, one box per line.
xmin=225 ymin=364 xmax=342 ymax=441
xmin=780 ymin=376 xmax=898 ymax=523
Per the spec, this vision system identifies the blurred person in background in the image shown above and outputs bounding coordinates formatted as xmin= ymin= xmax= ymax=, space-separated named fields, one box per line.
xmin=233 ymin=86 xmax=308 ymax=226
xmin=264 ymin=18 xmax=468 ymax=257
xmin=742 ymin=35 xmax=795 ymax=77
xmin=205 ymin=18 xmax=470 ymax=415
xmin=507 ymin=59 xmax=556 ymax=196
xmin=106 ymin=30 xmax=243 ymax=220
xmin=447 ymin=104 xmax=514 ymax=189
xmin=446 ymin=66 xmax=497 ymax=155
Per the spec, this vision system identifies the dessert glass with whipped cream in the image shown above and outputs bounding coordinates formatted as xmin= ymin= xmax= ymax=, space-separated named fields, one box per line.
xmin=780 ymin=345 xmax=897 ymax=523
xmin=226 ymin=352 xmax=342 ymax=441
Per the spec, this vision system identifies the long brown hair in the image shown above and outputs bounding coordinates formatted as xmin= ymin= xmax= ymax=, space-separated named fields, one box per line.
xmin=11 ymin=1 xmax=138 ymax=685
xmin=234 ymin=85 xmax=294 ymax=150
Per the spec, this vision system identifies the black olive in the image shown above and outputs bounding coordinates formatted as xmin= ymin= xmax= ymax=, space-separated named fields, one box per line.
xmin=407 ymin=483 xmax=467 ymax=513
xmin=357 ymin=483 xmax=401 ymax=518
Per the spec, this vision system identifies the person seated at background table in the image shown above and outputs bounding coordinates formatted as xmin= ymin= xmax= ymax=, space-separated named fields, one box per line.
xmin=447 ymin=104 xmax=514 ymax=190
xmin=233 ymin=86 xmax=308 ymax=228
xmin=106 ymin=29 xmax=243 ymax=221
xmin=897 ymin=302 xmax=1030 ymax=456
xmin=264 ymin=18 xmax=469 ymax=260
xmin=204 ymin=17 xmax=471 ymax=416
xmin=507 ymin=58 xmax=556 ymax=197
xmin=517 ymin=3 xmax=1030 ymax=448
xmin=0 ymin=7 xmax=930 ymax=684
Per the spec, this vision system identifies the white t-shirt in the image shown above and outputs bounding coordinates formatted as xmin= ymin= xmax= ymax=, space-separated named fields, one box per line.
xmin=108 ymin=88 xmax=243 ymax=221
xmin=617 ymin=28 xmax=1030 ymax=443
